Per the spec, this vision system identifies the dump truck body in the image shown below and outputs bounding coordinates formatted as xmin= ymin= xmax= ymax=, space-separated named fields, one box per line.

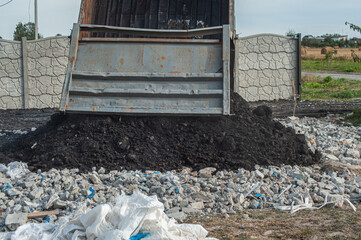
xmin=60 ymin=0 xmax=235 ymax=115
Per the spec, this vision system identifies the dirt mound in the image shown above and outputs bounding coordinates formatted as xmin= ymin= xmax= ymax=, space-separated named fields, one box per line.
xmin=0 ymin=93 xmax=320 ymax=172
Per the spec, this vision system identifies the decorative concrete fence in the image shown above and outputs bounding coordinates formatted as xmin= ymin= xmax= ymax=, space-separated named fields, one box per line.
xmin=0 ymin=36 xmax=70 ymax=109
xmin=1 ymin=34 xmax=301 ymax=110
xmin=234 ymin=34 xmax=301 ymax=102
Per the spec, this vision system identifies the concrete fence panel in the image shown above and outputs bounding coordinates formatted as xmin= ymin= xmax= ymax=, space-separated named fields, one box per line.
xmin=235 ymin=34 xmax=300 ymax=102
xmin=0 ymin=36 xmax=70 ymax=110
xmin=0 ymin=40 xmax=23 ymax=109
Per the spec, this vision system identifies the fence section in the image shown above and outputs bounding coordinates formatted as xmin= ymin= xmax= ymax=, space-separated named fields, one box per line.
xmin=0 ymin=36 xmax=70 ymax=110
xmin=235 ymin=34 xmax=301 ymax=102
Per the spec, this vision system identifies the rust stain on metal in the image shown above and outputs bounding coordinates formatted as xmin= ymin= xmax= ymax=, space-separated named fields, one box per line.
xmin=120 ymin=58 xmax=124 ymax=65
xmin=161 ymin=56 xmax=166 ymax=60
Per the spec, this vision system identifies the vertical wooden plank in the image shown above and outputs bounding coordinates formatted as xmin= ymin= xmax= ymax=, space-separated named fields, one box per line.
xmin=110 ymin=0 xmax=119 ymax=37
xmin=120 ymin=0 xmax=132 ymax=27
xmin=135 ymin=0 xmax=147 ymax=29
xmin=211 ymin=0 xmax=221 ymax=39
xmin=144 ymin=0 xmax=151 ymax=28
xmin=105 ymin=0 xmax=113 ymax=37
xmin=168 ymin=0 xmax=177 ymax=28
xmin=158 ymin=0 xmax=169 ymax=29
xmin=115 ymin=0 xmax=123 ymax=26
xmin=149 ymin=0 xmax=159 ymax=29
xmin=229 ymin=0 xmax=235 ymax=33
xmin=183 ymin=0 xmax=191 ymax=29
xmin=21 ymin=37 xmax=29 ymax=109
xmin=211 ymin=0 xmax=220 ymax=26
xmin=197 ymin=0 xmax=206 ymax=28
xmin=80 ymin=0 xmax=97 ymax=38
xmin=78 ymin=0 xmax=87 ymax=24
xmin=221 ymin=0 xmax=229 ymax=25
xmin=204 ymin=0 xmax=211 ymax=27
xmin=190 ymin=0 xmax=197 ymax=29
xmin=120 ymin=0 xmax=132 ymax=37
xmin=222 ymin=25 xmax=231 ymax=115
xmin=175 ymin=0 xmax=183 ymax=29
xmin=130 ymin=0 xmax=137 ymax=28
xmin=114 ymin=0 xmax=123 ymax=37
xmin=95 ymin=0 xmax=109 ymax=37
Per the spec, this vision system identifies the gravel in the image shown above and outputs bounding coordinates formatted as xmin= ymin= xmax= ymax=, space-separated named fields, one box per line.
xmin=0 ymin=114 xmax=360 ymax=232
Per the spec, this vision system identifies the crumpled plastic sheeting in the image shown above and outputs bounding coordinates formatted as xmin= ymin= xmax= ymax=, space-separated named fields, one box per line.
xmin=2 ymin=192 xmax=216 ymax=240
xmin=0 ymin=162 xmax=30 ymax=180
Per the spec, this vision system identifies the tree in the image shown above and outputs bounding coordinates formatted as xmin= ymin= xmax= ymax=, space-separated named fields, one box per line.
xmin=346 ymin=22 xmax=361 ymax=34
xmin=13 ymin=22 xmax=42 ymax=41
xmin=286 ymin=29 xmax=296 ymax=37
xmin=0 ymin=36 xmax=2 ymax=39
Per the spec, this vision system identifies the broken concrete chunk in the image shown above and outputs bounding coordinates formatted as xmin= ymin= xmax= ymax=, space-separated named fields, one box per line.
xmin=199 ymin=168 xmax=217 ymax=178
xmin=5 ymin=213 xmax=27 ymax=226
xmin=54 ymin=200 xmax=67 ymax=209
xmin=29 ymin=188 xmax=44 ymax=200
xmin=89 ymin=173 xmax=102 ymax=185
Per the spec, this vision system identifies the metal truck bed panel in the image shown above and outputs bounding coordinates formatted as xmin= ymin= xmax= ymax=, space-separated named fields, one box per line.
xmin=60 ymin=24 xmax=230 ymax=115
xmin=74 ymin=41 xmax=222 ymax=73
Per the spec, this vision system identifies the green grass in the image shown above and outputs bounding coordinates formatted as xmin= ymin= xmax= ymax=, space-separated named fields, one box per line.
xmin=301 ymin=75 xmax=361 ymax=101
xmin=302 ymin=59 xmax=361 ymax=73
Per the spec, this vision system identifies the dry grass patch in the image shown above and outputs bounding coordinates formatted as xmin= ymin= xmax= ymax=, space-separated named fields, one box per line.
xmin=188 ymin=207 xmax=361 ymax=239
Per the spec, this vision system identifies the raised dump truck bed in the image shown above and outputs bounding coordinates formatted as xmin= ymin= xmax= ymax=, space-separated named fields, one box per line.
xmin=60 ymin=0 xmax=234 ymax=115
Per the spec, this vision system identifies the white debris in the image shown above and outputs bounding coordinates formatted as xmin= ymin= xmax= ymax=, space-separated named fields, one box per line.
xmin=4 ymin=192 xmax=214 ymax=240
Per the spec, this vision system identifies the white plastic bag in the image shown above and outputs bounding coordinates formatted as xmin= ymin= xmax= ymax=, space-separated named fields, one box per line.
xmin=6 ymin=162 xmax=30 ymax=180
xmin=5 ymin=192 xmax=216 ymax=240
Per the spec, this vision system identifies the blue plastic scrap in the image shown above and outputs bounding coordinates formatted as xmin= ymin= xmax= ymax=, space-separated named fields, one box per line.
xmin=85 ymin=193 xmax=95 ymax=199
xmin=130 ymin=233 xmax=151 ymax=240
xmin=89 ymin=187 xmax=95 ymax=193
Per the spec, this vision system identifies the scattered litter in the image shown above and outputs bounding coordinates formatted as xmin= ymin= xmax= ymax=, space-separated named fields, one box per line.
xmin=278 ymin=184 xmax=292 ymax=198
xmin=273 ymin=194 xmax=357 ymax=214
xmin=130 ymin=233 xmax=151 ymax=240
xmin=31 ymin=143 xmax=37 ymax=149
xmin=3 ymin=192 xmax=215 ymax=240
xmin=45 ymin=195 xmax=60 ymax=210
xmin=1 ymin=162 xmax=30 ymax=180
xmin=244 ymin=182 xmax=260 ymax=199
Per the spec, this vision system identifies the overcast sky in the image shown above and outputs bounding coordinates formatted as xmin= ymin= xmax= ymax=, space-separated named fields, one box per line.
xmin=0 ymin=0 xmax=360 ymax=40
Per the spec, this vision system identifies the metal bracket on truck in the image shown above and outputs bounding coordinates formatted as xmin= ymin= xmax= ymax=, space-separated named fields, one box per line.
xmin=60 ymin=24 xmax=231 ymax=115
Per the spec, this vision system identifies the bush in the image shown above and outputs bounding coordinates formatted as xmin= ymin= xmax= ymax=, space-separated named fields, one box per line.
xmin=323 ymin=76 xmax=333 ymax=83
xmin=345 ymin=67 xmax=356 ymax=72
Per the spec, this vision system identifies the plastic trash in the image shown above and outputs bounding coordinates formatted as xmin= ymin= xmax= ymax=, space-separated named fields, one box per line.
xmin=6 ymin=162 xmax=30 ymax=180
xmin=129 ymin=233 xmax=151 ymax=240
xmin=273 ymin=194 xmax=357 ymax=214
xmin=5 ymin=192 xmax=216 ymax=240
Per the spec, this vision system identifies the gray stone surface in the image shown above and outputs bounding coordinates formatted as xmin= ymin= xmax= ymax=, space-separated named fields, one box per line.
xmin=235 ymin=34 xmax=298 ymax=102
xmin=0 ymin=37 xmax=70 ymax=110
xmin=0 ymin=40 xmax=22 ymax=109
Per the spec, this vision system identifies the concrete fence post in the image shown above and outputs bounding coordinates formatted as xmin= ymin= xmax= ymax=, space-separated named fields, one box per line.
xmin=21 ymin=37 xmax=29 ymax=109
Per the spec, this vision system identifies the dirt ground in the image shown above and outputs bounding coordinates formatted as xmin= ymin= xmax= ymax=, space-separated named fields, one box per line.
xmin=188 ymin=206 xmax=361 ymax=239
xmin=302 ymin=47 xmax=361 ymax=60
xmin=249 ymin=100 xmax=361 ymax=118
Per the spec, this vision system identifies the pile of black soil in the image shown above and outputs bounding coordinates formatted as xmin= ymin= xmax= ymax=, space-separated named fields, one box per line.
xmin=0 ymin=93 xmax=320 ymax=172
